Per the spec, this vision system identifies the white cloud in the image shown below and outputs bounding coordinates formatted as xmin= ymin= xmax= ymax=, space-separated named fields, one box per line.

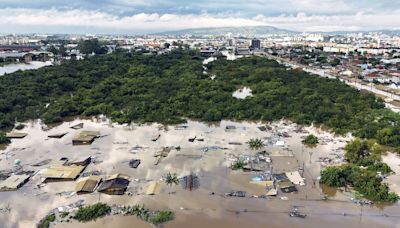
xmin=0 ymin=8 xmax=399 ymax=33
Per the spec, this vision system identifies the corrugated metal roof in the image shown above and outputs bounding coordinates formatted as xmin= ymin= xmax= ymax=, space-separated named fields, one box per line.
xmin=40 ymin=165 xmax=85 ymax=179
xmin=106 ymin=173 xmax=130 ymax=180
xmin=0 ymin=174 xmax=30 ymax=191
xmin=285 ymin=171 xmax=305 ymax=185
xmin=75 ymin=176 xmax=102 ymax=193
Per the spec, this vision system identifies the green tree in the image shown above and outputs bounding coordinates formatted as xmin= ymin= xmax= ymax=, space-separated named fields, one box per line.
xmin=0 ymin=131 xmax=10 ymax=144
xmin=344 ymin=139 xmax=369 ymax=163
xmin=164 ymin=172 xmax=179 ymax=193
xmin=302 ymin=134 xmax=319 ymax=146
xmin=77 ymin=39 xmax=107 ymax=55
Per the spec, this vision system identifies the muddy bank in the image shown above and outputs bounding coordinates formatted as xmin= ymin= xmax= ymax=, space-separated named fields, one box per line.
xmin=0 ymin=118 xmax=399 ymax=228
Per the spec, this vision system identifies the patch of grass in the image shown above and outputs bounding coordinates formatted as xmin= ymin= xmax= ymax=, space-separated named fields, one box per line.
xmin=73 ymin=203 xmax=111 ymax=222
xmin=60 ymin=212 xmax=69 ymax=218
xmin=231 ymin=160 xmax=246 ymax=170
xmin=38 ymin=214 xmax=56 ymax=228
xmin=149 ymin=211 xmax=175 ymax=225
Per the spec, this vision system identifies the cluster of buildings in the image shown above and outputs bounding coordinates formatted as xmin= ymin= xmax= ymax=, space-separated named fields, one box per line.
xmin=1 ymin=31 xmax=399 ymax=93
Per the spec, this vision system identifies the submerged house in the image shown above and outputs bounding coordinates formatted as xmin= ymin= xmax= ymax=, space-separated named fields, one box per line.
xmin=97 ymin=174 xmax=130 ymax=195
xmin=146 ymin=181 xmax=161 ymax=195
xmin=6 ymin=132 xmax=28 ymax=139
xmin=75 ymin=176 xmax=102 ymax=194
xmin=68 ymin=157 xmax=92 ymax=166
xmin=40 ymin=165 xmax=86 ymax=183
xmin=285 ymin=171 xmax=305 ymax=186
xmin=0 ymin=174 xmax=30 ymax=191
xmin=72 ymin=131 xmax=100 ymax=145
xmin=279 ymin=181 xmax=298 ymax=193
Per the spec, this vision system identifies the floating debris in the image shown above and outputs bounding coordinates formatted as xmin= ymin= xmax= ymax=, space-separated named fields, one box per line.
xmin=225 ymin=191 xmax=246 ymax=198
xmin=188 ymin=136 xmax=197 ymax=142
xmin=174 ymin=125 xmax=188 ymax=130
xmin=129 ymin=159 xmax=141 ymax=168
xmin=151 ymin=134 xmax=161 ymax=142
xmin=289 ymin=207 xmax=306 ymax=218
xmin=200 ymin=146 xmax=227 ymax=152
xmin=31 ymin=159 xmax=52 ymax=167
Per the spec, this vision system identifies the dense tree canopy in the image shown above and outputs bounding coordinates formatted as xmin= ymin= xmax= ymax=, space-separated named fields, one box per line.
xmin=77 ymin=39 xmax=107 ymax=55
xmin=0 ymin=49 xmax=399 ymax=149
xmin=320 ymin=164 xmax=398 ymax=203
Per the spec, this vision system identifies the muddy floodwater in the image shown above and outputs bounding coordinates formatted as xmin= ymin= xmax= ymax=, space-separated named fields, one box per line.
xmin=0 ymin=118 xmax=400 ymax=228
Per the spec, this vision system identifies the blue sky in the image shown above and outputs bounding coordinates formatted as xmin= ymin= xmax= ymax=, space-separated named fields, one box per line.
xmin=1 ymin=0 xmax=400 ymax=34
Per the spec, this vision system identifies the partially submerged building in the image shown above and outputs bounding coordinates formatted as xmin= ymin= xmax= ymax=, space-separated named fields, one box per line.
xmin=6 ymin=132 xmax=28 ymax=139
xmin=0 ymin=174 xmax=30 ymax=191
xmin=40 ymin=165 xmax=85 ymax=183
xmin=68 ymin=157 xmax=92 ymax=166
xmin=285 ymin=171 xmax=305 ymax=186
xmin=279 ymin=181 xmax=298 ymax=193
xmin=146 ymin=181 xmax=161 ymax=195
xmin=48 ymin=132 xmax=68 ymax=139
xmin=75 ymin=176 xmax=102 ymax=194
xmin=97 ymin=174 xmax=130 ymax=195
xmin=72 ymin=131 xmax=100 ymax=145
xmin=70 ymin=123 xmax=84 ymax=130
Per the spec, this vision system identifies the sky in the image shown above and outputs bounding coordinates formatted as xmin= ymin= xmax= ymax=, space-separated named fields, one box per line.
xmin=1 ymin=0 xmax=400 ymax=34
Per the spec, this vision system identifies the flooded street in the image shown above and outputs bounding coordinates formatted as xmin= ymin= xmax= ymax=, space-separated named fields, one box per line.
xmin=0 ymin=118 xmax=399 ymax=228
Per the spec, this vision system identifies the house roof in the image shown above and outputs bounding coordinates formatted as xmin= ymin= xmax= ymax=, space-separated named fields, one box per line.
xmin=285 ymin=171 xmax=305 ymax=185
xmin=98 ymin=178 xmax=129 ymax=192
xmin=146 ymin=181 xmax=161 ymax=195
xmin=106 ymin=173 xmax=130 ymax=181
xmin=75 ymin=176 xmax=102 ymax=193
xmin=72 ymin=131 xmax=100 ymax=143
xmin=0 ymin=174 xmax=30 ymax=191
xmin=6 ymin=132 xmax=28 ymax=139
xmin=40 ymin=165 xmax=85 ymax=180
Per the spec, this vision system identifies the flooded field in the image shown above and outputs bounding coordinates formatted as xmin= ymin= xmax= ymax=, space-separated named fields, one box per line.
xmin=0 ymin=118 xmax=399 ymax=228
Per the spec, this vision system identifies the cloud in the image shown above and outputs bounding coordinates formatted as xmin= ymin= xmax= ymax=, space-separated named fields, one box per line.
xmin=253 ymin=12 xmax=400 ymax=32
xmin=0 ymin=8 xmax=399 ymax=34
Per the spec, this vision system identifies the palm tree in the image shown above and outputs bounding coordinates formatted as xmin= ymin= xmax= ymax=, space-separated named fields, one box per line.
xmin=165 ymin=172 xmax=179 ymax=193
xmin=249 ymin=138 xmax=263 ymax=150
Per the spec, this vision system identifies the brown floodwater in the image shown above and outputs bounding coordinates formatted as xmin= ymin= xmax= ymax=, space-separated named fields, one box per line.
xmin=0 ymin=118 xmax=400 ymax=228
